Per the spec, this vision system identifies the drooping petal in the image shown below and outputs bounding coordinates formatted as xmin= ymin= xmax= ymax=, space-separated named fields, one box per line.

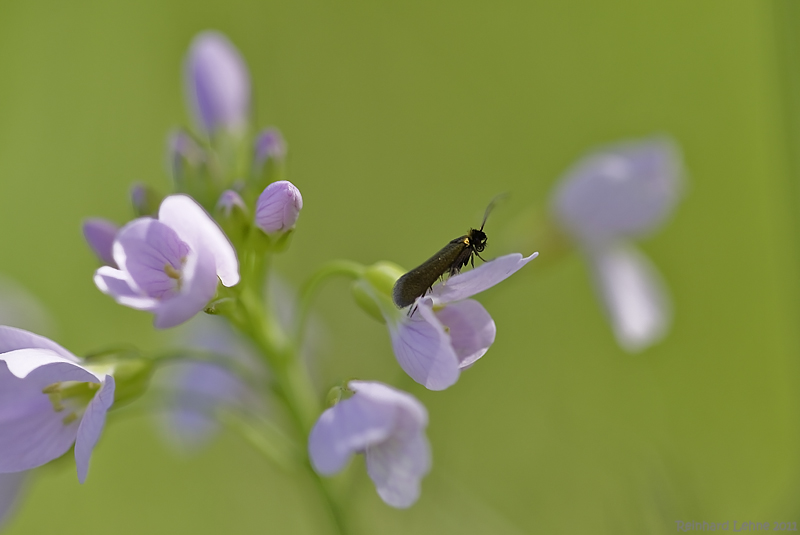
xmin=434 ymin=299 xmax=496 ymax=369
xmin=552 ymin=138 xmax=683 ymax=245
xmin=366 ymin=431 xmax=431 ymax=508
xmin=588 ymin=243 xmax=671 ymax=352
xmin=184 ymin=31 xmax=250 ymax=134
xmin=0 ymin=326 xmax=76 ymax=361
xmin=158 ymin=195 xmax=239 ymax=287
xmin=388 ymin=299 xmax=460 ymax=391
xmin=82 ymin=218 xmax=119 ymax=267
xmin=0 ymin=472 xmax=26 ymax=527
xmin=430 ymin=252 xmax=538 ymax=305
xmin=93 ymin=267 xmax=159 ymax=311
xmin=0 ymin=362 xmax=83 ymax=473
xmin=152 ymin=244 xmax=219 ymax=329
xmin=309 ymin=392 xmax=396 ymax=475
xmin=75 ymin=376 xmax=115 ymax=483
xmin=113 ymin=218 xmax=189 ymax=299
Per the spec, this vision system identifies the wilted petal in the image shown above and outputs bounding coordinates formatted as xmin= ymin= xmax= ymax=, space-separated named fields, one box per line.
xmin=430 ymin=253 xmax=538 ymax=304
xmin=434 ymin=299 xmax=496 ymax=369
xmin=0 ymin=472 xmax=26 ymax=527
xmin=82 ymin=218 xmax=119 ymax=267
xmin=159 ymin=195 xmax=239 ymax=287
xmin=388 ymin=299 xmax=460 ymax=391
xmin=552 ymin=138 xmax=683 ymax=245
xmin=75 ymin=376 xmax=115 ymax=483
xmin=589 ymin=243 xmax=671 ymax=352
xmin=185 ymin=31 xmax=250 ymax=135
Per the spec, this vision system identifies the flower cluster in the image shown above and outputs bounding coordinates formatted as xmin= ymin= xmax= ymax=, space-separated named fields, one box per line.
xmin=0 ymin=27 xmax=683 ymax=533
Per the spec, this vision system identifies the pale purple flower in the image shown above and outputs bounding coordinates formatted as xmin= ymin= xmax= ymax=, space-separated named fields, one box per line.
xmin=82 ymin=218 xmax=119 ymax=267
xmin=371 ymin=253 xmax=537 ymax=390
xmin=254 ymin=128 xmax=287 ymax=170
xmin=157 ymin=315 xmax=264 ymax=452
xmin=255 ymin=181 xmax=303 ymax=234
xmin=309 ymin=381 xmax=430 ymax=508
xmin=184 ymin=31 xmax=251 ymax=135
xmin=0 ymin=326 xmax=115 ymax=484
xmin=551 ymin=138 xmax=682 ymax=352
xmin=94 ymin=195 xmax=239 ymax=329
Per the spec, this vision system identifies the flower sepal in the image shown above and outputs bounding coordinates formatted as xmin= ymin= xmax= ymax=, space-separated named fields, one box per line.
xmin=351 ymin=261 xmax=406 ymax=324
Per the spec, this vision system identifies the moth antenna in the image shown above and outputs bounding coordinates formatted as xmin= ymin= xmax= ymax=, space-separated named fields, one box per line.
xmin=480 ymin=192 xmax=508 ymax=231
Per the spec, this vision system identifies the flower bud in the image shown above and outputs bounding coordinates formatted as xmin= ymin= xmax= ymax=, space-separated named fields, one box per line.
xmin=184 ymin=31 xmax=251 ymax=135
xmin=130 ymin=183 xmax=162 ymax=217
xmin=82 ymin=218 xmax=119 ymax=267
xmin=255 ymin=181 xmax=303 ymax=234
xmin=215 ymin=190 xmax=249 ymax=248
xmin=254 ymin=128 xmax=287 ymax=170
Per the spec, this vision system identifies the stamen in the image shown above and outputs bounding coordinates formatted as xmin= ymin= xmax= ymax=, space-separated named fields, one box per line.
xmin=42 ymin=383 xmax=61 ymax=394
xmin=164 ymin=263 xmax=182 ymax=280
xmin=62 ymin=412 xmax=78 ymax=425
xmin=47 ymin=393 xmax=64 ymax=412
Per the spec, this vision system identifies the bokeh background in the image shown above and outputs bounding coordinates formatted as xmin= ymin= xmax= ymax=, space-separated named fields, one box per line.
xmin=1 ymin=1 xmax=800 ymax=533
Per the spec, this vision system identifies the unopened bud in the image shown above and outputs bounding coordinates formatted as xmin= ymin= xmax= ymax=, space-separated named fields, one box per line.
xmin=130 ymin=183 xmax=162 ymax=217
xmin=255 ymin=180 xmax=303 ymax=234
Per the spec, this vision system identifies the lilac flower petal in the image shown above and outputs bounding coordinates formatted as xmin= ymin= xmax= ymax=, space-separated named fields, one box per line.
xmin=388 ymin=299 xmax=460 ymax=390
xmin=552 ymin=138 xmax=683 ymax=244
xmin=0 ymin=362 xmax=83 ymax=473
xmin=0 ymin=472 xmax=26 ymax=527
xmin=153 ymin=245 xmax=219 ymax=329
xmin=0 ymin=349 xmax=101 ymax=384
xmin=75 ymin=376 xmax=115 ymax=483
xmin=93 ymin=267 xmax=159 ymax=311
xmin=255 ymin=181 xmax=303 ymax=234
xmin=82 ymin=218 xmax=119 ymax=267
xmin=434 ymin=299 xmax=496 ymax=369
xmin=366 ymin=432 xmax=431 ymax=508
xmin=430 ymin=253 xmax=538 ymax=305
xmin=309 ymin=393 xmax=395 ymax=475
xmin=114 ymin=219 xmax=189 ymax=299
xmin=0 ymin=326 xmax=76 ymax=361
xmin=589 ymin=243 xmax=671 ymax=352
xmin=158 ymin=195 xmax=239 ymax=287
xmin=185 ymin=31 xmax=250 ymax=134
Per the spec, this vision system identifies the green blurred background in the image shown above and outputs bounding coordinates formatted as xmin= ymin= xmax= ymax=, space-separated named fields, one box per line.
xmin=1 ymin=1 xmax=800 ymax=533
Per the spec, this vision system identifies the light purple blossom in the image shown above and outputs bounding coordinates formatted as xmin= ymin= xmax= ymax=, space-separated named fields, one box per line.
xmin=216 ymin=190 xmax=247 ymax=218
xmin=255 ymin=181 xmax=303 ymax=234
xmin=82 ymin=218 xmax=119 ymax=267
xmin=0 ymin=326 xmax=115 ymax=484
xmin=383 ymin=253 xmax=537 ymax=390
xmin=551 ymin=138 xmax=682 ymax=352
xmin=94 ymin=195 xmax=239 ymax=329
xmin=156 ymin=315 xmax=264 ymax=452
xmin=184 ymin=31 xmax=251 ymax=135
xmin=309 ymin=381 xmax=430 ymax=508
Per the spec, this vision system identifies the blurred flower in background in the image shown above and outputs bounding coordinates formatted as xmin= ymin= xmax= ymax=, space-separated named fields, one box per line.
xmin=550 ymin=138 xmax=683 ymax=352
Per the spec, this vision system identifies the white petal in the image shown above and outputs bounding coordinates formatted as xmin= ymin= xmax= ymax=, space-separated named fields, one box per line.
xmin=0 ymin=349 xmax=101 ymax=382
xmin=0 ymin=327 xmax=76 ymax=361
xmin=589 ymin=243 xmax=671 ymax=352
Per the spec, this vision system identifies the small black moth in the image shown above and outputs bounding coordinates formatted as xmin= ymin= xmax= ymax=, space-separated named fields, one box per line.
xmin=392 ymin=199 xmax=500 ymax=309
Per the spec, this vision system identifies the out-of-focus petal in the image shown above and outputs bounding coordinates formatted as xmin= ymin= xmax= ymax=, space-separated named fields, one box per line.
xmin=75 ymin=376 xmax=115 ymax=483
xmin=552 ymin=138 xmax=683 ymax=245
xmin=0 ymin=349 xmax=100 ymax=383
xmin=366 ymin=431 xmax=431 ymax=509
xmin=82 ymin=218 xmax=119 ymax=267
xmin=388 ymin=299 xmax=460 ymax=391
xmin=159 ymin=195 xmax=239 ymax=287
xmin=434 ymin=299 xmax=496 ymax=369
xmin=254 ymin=128 xmax=287 ymax=168
xmin=589 ymin=243 xmax=671 ymax=352
xmin=0 ymin=472 xmax=26 ymax=527
xmin=184 ymin=31 xmax=250 ymax=134
xmin=430 ymin=253 xmax=538 ymax=305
